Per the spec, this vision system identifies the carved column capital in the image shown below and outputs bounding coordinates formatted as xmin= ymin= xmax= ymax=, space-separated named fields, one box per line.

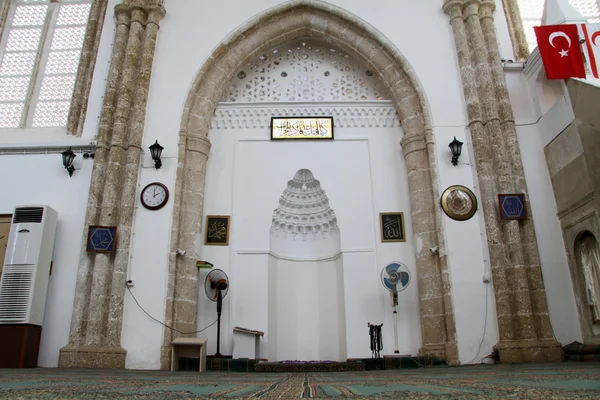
xmin=400 ymin=132 xmax=427 ymax=159
xmin=186 ymin=134 xmax=212 ymax=157
xmin=443 ymin=0 xmax=465 ymax=18
xmin=114 ymin=5 xmax=131 ymax=26
xmin=463 ymin=1 xmax=482 ymax=19
xmin=147 ymin=5 xmax=166 ymax=26
xmin=479 ymin=0 xmax=496 ymax=20
xmin=114 ymin=3 xmax=165 ymax=27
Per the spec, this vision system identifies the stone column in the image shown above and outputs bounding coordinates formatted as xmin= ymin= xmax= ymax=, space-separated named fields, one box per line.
xmin=443 ymin=0 xmax=562 ymax=362
xmin=59 ymin=0 xmax=165 ymax=369
xmin=160 ymin=132 xmax=211 ymax=370
xmin=500 ymin=0 xmax=530 ymax=60
xmin=0 ymin=0 xmax=11 ymax=35
xmin=479 ymin=0 xmax=557 ymax=345
xmin=400 ymin=109 xmax=458 ymax=363
xmin=67 ymin=0 xmax=109 ymax=136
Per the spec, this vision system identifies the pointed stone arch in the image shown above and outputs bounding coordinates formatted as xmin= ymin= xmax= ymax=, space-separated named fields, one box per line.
xmin=161 ymin=0 xmax=458 ymax=369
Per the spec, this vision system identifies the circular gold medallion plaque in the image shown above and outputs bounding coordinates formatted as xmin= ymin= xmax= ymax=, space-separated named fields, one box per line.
xmin=441 ymin=185 xmax=477 ymax=221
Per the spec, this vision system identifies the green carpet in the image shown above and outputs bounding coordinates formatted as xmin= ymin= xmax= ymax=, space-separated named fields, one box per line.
xmin=1 ymin=362 xmax=600 ymax=398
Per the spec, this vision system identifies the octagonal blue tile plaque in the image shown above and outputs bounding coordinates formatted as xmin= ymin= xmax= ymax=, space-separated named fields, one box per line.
xmin=87 ymin=225 xmax=117 ymax=253
xmin=499 ymin=194 xmax=527 ymax=220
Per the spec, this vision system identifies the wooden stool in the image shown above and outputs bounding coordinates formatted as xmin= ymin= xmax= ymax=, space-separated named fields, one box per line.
xmin=171 ymin=338 xmax=208 ymax=372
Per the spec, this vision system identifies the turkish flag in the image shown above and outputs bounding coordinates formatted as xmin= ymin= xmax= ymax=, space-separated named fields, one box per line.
xmin=534 ymin=24 xmax=586 ymax=80
xmin=580 ymin=23 xmax=600 ymax=79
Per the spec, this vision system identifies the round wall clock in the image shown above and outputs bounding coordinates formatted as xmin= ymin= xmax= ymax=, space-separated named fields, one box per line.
xmin=140 ymin=182 xmax=169 ymax=210
xmin=441 ymin=185 xmax=477 ymax=221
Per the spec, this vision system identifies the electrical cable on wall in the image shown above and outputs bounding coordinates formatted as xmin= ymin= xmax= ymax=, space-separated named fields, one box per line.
xmin=126 ymin=286 xmax=217 ymax=335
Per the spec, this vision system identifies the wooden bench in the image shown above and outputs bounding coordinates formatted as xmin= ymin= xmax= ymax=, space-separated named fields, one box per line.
xmin=171 ymin=338 xmax=208 ymax=372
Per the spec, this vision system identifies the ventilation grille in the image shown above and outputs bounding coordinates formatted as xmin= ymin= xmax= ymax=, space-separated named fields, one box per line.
xmin=0 ymin=265 xmax=34 ymax=323
xmin=13 ymin=207 xmax=44 ymax=224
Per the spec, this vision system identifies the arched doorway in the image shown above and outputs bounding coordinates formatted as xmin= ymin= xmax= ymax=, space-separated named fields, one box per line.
xmin=160 ymin=0 xmax=458 ymax=369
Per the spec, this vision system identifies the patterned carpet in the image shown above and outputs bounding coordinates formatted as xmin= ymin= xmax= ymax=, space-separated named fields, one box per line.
xmin=1 ymin=362 xmax=600 ymax=398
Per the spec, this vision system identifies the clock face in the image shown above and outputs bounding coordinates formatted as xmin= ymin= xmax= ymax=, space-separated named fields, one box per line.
xmin=141 ymin=182 xmax=169 ymax=210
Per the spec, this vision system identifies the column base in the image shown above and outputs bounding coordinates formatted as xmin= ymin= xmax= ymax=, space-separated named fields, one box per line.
xmin=160 ymin=345 xmax=172 ymax=371
xmin=418 ymin=343 xmax=448 ymax=364
xmin=445 ymin=341 xmax=460 ymax=365
xmin=493 ymin=339 xmax=563 ymax=363
xmin=58 ymin=345 xmax=127 ymax=369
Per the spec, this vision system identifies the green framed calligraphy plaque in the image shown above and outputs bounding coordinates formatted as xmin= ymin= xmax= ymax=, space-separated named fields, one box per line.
xmin=379 ymin=212 xmax=406 ymax=243
xmin=271 ymin=116 xmax=334 ymax=140
xmin=205 ymin=215 xmax=230 ymax=246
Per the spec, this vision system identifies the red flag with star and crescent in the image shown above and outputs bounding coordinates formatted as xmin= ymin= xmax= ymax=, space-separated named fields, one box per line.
xmin=534 ymin=24 xmax=586 ymax=80
xmin=579 ymin=23 xmax=600 ymax=79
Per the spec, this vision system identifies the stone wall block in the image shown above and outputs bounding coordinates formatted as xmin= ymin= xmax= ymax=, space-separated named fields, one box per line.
xmin=420 ymin=296 xmax=445 ymax=317
xmin=390 ymin=77 xmax=415 ymax=105
xmin=179 ymin=210 xmax=203 ymax=238
xmin=396 ymin=96 xmax=421 ymax=123
xmin=187 ymin=114 xmax=211 ymax=136
xmin=525 ymin=265 xmax=545 ymax=291
xmin=497 ymin=315 xmax=516 ymax=340
xmin=420 ymin=315 xmax=448 ymax=346
xmin=533 ymin=313 xmax=554 ymax=340
xmin=191 ymin=98 xmax=216 ymax=125
xmin=529 ymin=287 xmax=551 ymax=314
xmin=494 ymin=290 xmax=512 ymax=317
xmin=401 ymin=115 xmax=426 ymax=137
xmin=85 ymin=253 xmax=112 ymax=345
xmin=514 ymin=314 xmax=536 ymax=339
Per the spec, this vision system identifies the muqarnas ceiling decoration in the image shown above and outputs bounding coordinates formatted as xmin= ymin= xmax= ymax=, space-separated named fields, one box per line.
xmin=270 ymin=169 xmax=341 ymax=260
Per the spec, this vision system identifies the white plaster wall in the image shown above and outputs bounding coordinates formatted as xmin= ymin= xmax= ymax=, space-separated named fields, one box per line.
xmin=145 ymin=0 xmax=469 ymax=164
xmin=198 ymin=119 xmax=424 ymax=359
xmin=138 ymin=0 xmax=493 ymax=366
xmin=0 ymin=0 xmax=529 ymax=368
xmin=435 ymin=125 xmax=499 ymax=364
xmin=268 ymin=257 xmax=346 ymax=361
xmin=0 ymin=154 xmax=93 ymax=367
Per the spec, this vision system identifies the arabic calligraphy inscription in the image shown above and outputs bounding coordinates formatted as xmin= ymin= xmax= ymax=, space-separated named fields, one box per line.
xmin=86 ymin=226 xmax=117 ymax=253
xmin=380 ymin=212 xmax=406 ymax=243
xmin=205 ymin=216 xmax=230 ymax=246
xmin=271 ymin=117 xmax=334 ymax=140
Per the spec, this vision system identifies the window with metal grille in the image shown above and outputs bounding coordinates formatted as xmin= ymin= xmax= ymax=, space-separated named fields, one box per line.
xmin=519 ymin=0 xmax=600 ymax=53
xmin=0 ymin=0 xmax=91 ymax=129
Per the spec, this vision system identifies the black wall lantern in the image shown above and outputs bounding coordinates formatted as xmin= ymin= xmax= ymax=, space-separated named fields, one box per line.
xmin=448 ymin=137 xmax=463 ymax=167
xmin=149 ymin=140 xmax=164 ymax=169
xmin=61 ymin=147 xmax=76 ymax=177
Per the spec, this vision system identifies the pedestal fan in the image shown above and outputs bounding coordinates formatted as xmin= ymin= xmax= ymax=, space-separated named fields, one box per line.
xmin=205 ymin=268 xmax=229 ymax=357
xmin=381 ymin=262 xmax=411 ymax=354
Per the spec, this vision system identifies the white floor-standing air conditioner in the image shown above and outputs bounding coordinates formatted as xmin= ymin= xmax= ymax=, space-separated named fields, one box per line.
xmin=0 ymin=205 xmax=58 ymax=326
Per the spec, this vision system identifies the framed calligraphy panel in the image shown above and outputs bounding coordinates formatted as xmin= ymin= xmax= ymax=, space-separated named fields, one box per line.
xmin=271 ymin=116 xmax=334 ymax=140
xmin=87 ymin=226 xmax=117 ymax=253
xmin=379 ymin=212 xmax=406 ymax=243
xmin=205 ymin=215 xmax=230 ymax=246
xmin=498 ymin=193 xmax=527 ymax=220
